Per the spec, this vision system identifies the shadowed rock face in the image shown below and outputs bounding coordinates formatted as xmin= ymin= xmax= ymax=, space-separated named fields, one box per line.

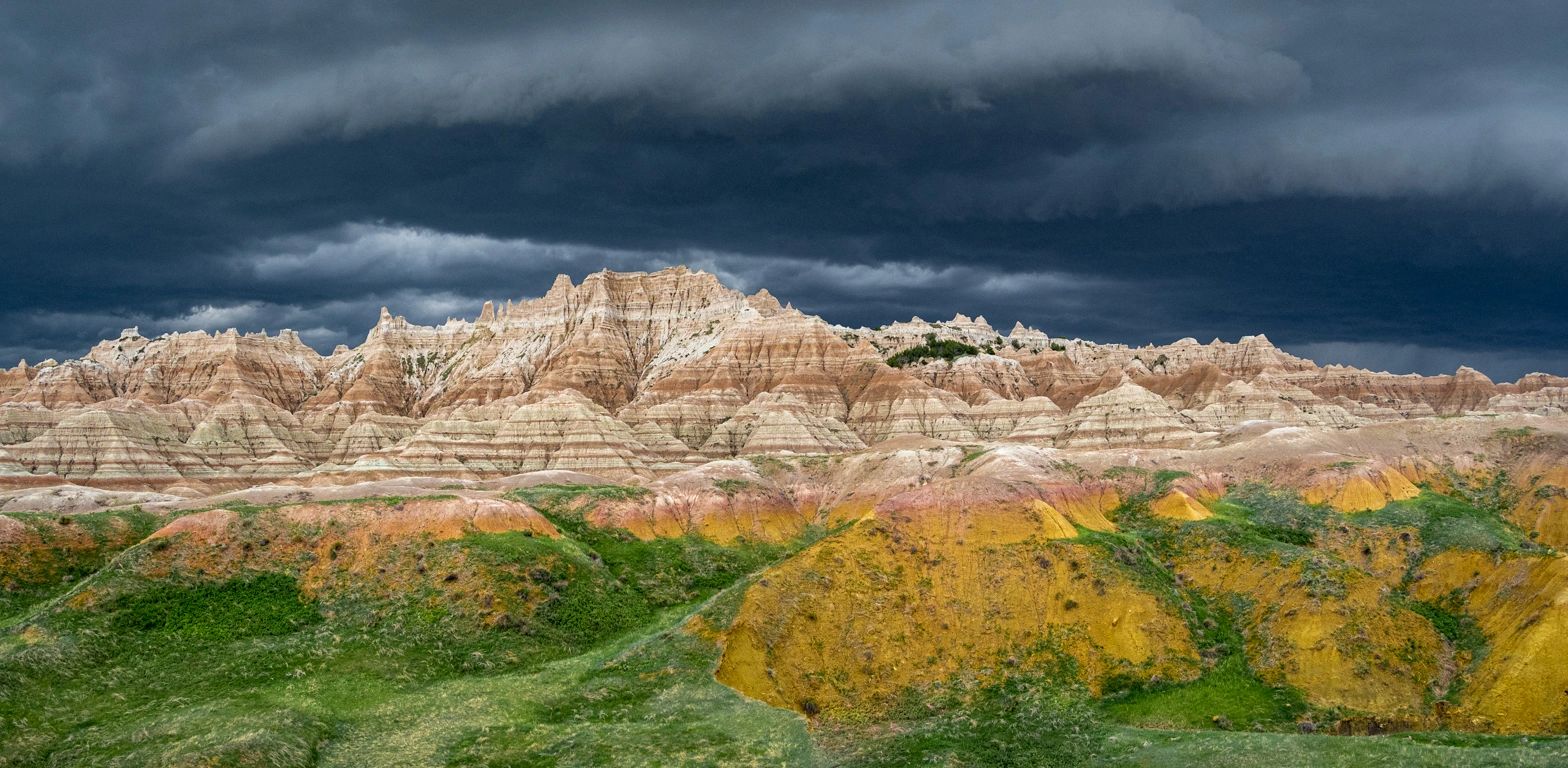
xmin=2 ymin=267 xmax=1562 ymax=492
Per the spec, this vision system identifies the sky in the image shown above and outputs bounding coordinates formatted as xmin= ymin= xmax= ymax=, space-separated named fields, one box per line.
xmin=2 ymin=1 xmax=1566 ymax=380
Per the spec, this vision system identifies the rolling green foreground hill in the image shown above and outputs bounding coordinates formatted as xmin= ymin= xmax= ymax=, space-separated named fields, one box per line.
xmin=2 ymin=480 xmax=1567 ymax=767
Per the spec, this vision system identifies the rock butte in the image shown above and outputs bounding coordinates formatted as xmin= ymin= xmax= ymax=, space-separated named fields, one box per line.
xmin=4 ymin=266 xmax=1568 ymax=736
xmin=1 ymin=266 xmax=1564 ymax=492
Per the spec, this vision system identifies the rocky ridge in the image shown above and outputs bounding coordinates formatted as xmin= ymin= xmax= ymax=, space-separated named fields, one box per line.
xmin=3 ymin=267 xmax=1563 ymax=492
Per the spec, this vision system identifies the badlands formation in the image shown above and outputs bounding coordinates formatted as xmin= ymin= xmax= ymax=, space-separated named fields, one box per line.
xmin=0 ymin=265 xmax=1561 ymax=491
xmin=5 ymin=266 xmax=1568 ymax=764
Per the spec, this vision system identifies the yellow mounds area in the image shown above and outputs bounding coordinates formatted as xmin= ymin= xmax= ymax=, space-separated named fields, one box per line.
xmin=1303 ymin=466 xmax=1421 ymax=512
xmin=1315 ymin=525 xmax=1423 ymax=587
xmin=716 ymin=484 xmax=1197 ymax=716
xmin=1175 ymin=543 xmax=1442 ymax=716
xmin=136 ymin=496 xmax=560 ymax=625
xmin=591 ymin=491 xmax=815 ymax=544
xmin=1039 ymin=483 xmax=1120 ymax=531
xmin=1508 ymin=465 xmax=1568 ymax=548
xmin=148 ymin=496 xmax=557 ymax=548
xmin=1412 ymin=551 xmax=1568 ymax=733
xmin=1150 ymin=490 xmax=1212 ymax=521
xmin=1029 ymin=500 xmax=1080 ymax=539
xmin=820 ymin=497 xmax=880 ymax=528
xmin=1169 ymin=473 xmax=1228 ymax=504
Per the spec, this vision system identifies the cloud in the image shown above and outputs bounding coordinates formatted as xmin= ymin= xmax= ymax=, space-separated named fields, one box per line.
xmin=1 ymin=2 xmax=1566 ymax=380
xmin=6 ymin=0 xmax=1566 ymax=213
xmin=1287 ymin=341 xmax=1568 ymax=382
xmin=3 ymin=219 xmax=1562 ymax=383
xmin=1 ymin=1 xmax=1305 ymax=166
xmin=0 ymin=223 xmax=1115 ymax=363
xmin=236 ymin=222 xmax=1113 ymax=325
xmin=1000 ymin=105 xmax=1568 ymax=217
xmin=173 ymin=1 xmax=1307 ymax=163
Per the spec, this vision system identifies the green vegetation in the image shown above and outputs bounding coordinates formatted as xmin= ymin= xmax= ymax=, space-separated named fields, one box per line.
xmin=1222 ymin=483 xmax=1330 ymax=547
xmin=1443 ymin=469 xmax=1525 ymax=519
xmin=1494 ymin=426 xmax=1539 ymax=440
xmin=1106 ymin=656 xmax=1308 ymax=731
xmin=1100 ymin=728 xmax=1568 ymax=767
xmin=1100 ymin=467 xmax=1190 ymax=499
xmin=821 ymin=676 xmax=1105 ymax=768
xmin=1102 ymin=465 xmax=1151 ymax=481
xmin=1351 ymin=490 xmax=1536 ymax=556
xmin=3 ymin=484 xmax=1566 ymax=766
xmin=0 ymin=506 xmax=164 ymax=626
xmin=1075 ymin=495 xmax=1312 ymax=733
xmin=713 ymin=477 xmax=756 ymax=495
xmin=1400 ymin=591 xmax=1486 ymax=658
xmin=885 ymin=332 xmax=981 ymax=367
xmin=0 ymin=488 xmax=811 ymax=767
xmin=507 ymin=482 xmax=649 ymax=507
xmin=1073 ymin=482 xmax=1568 ymax=764
xmin=1395 ymin=587 xmax=1487 ymax=704
xmin=1084 ymin=485 xmax=1377 ymax=735
xmin=440 ymin=589 xmax=822 ymax=767
xmin=506 ymin=484 xmax=787 ymax=606
xmin=105 ymin=572 xmax=321 ymax=640
xmin=1082 ymin=532 xmax=1310 ymax=732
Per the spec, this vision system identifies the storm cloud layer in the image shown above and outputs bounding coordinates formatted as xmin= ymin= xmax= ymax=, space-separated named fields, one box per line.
xmin=2 ymin=1 xmax=1566 ymax=378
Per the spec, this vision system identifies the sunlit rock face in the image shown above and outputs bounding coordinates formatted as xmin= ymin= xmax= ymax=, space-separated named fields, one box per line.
xmin=0 ymin=266 xmax=1561 ymax=490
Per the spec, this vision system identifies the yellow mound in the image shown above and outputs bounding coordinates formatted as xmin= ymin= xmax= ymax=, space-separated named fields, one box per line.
xmin=1030 ymin=500 xmax=1080 ymax=539
xmin=716 ymin=506 xmax=1198 ymax=716
xmin=1176 ymin=542 xmax=1442 ymax=716
xmin=1041 ymin=484 xmax=1120 ymax=532
xmin=1509 ymin=466 xmax=1568 ymax=548
xmin=1413 ymin=551 xmax=1568 ymax=733
xmin=1305 ymin=467 xmax=1421 ymax=512
xmin=1150 ymin=490 xmax=1212 ymax=521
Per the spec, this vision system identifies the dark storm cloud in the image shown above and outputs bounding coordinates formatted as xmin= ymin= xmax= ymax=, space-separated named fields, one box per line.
xmin=2 ymin=1 xmax=1306 ymax=164
xmin=1 ymin=1 xmax=1565 ymax=379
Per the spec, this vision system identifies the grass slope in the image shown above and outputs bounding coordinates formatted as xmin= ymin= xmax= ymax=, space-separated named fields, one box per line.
xmin=0 ymin=487 xmax=815 ymax=767
xmin=1351 ymin=490 xmax=1538 ymax=556
xmin=0 ymin=506 xmax=164 ymax=627
xmin=2 ymin=485 xmax=1566 ymax=766
xmin=1104 ymin=728 xmax=1568 ymax=767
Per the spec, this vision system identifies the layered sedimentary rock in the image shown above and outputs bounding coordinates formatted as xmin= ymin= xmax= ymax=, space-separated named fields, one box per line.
xmin=970 ymin=395 xmax=1062 ymax=439
xmin=334 ymin=389 xmax=658 ymax=481
xmin=5 ymin=408 xmax=1568 ymax=736
xmin=1490 ymin=387 xmax=1568 ymax=416
xmin=1053 ymin=379 xmax=1201 ymax=448
xmin=699 ymin=392 xmax=864 ymax=457
xmin=1 ymin=266 xmax=1562 ymax=490
xmin=846 ymin=371 xmax=980 ymax=445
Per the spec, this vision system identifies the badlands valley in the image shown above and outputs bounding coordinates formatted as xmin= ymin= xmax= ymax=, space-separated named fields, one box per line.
xmin=3 ymin=267 xmax=1568 ymax=766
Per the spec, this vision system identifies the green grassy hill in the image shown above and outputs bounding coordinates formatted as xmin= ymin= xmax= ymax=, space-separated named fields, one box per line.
xmin=1 ymin=486 xmax=1565 ymax=766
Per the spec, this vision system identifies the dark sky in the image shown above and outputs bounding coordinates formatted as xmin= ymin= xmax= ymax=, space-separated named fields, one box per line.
xmin=3 ymin=1 xmax=1566 ymax=379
